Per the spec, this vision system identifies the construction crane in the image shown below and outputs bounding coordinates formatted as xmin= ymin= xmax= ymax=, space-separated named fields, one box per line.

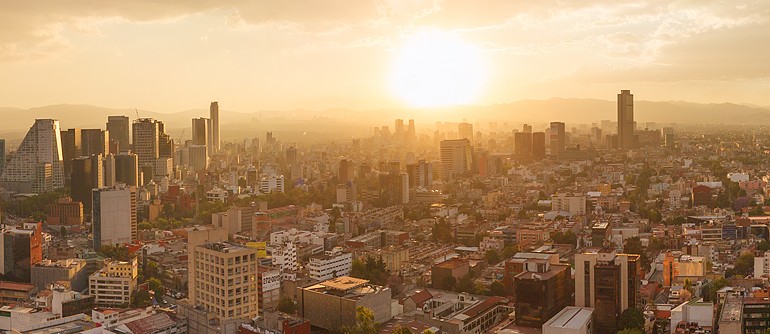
xmin=178 ymin=129 xmax=185 ymax=145
xmin=135 ymin=108 xmax=140 ymax=119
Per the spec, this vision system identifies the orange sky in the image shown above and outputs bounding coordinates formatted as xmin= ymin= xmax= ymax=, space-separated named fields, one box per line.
xmin=1 ymin=1 xmax=769 ymax=112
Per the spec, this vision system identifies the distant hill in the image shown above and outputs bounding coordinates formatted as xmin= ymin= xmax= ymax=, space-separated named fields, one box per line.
xmin=0 ymin=99 xmax=767 ymax=142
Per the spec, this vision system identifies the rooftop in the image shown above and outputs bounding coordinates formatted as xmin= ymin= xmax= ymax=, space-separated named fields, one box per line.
xmin=544 ymin=306 xmax=593 ymax=330
xmin=319 ymin=276 xmax=368 ymax=291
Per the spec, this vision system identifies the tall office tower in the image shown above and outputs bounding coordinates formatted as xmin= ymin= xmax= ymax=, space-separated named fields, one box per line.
xmin=210 ymin=102 xmax=220 ymax=154
xmin=514 ymin=132 xmax=533 ymax=162
xmin=0 ymin=119 xmax=64 ymax=193
xmin=157 ymin=121 xmax=173 ymax=158
xmin=191 ymin=242 xmax=260 ymax=320
xmin=106 ymin=116 xmax=130 ymax=153
xmin=458 ymin=122 xmax=473 ymax=141
xmin=188 ymin=145 xmax=208 ymax=172
xmin=575 ymin=249 xmax=641 ymax=333
xmin=266 ymin=132 xmax=275 ymax=145
xmin=285 ymin=146 xmax=297 ymax=165
xmin=406 ymin=159 xmax=433 ymax=188
xmin=81 ymin=129 xmax=109 ymax=156
xmin=192 ymin=117 xmax=208 ymax=146
xmin=532 ymin=132 xmax=546 ymax=160
xmin=617 ymin=90 xmax=635 ymax=149
xmin=1 ymin=222 xmax=43 ymax=283
xmin=60 ymin=128 xmax=81 ymax=184
xmin=0 ymin=139 xmax=5 ymax=174
xmin=92 ymin=184 xmax=137 ymax=250
xmin=71 ymin=154 xmax=104 ymax=211
xmin=522 ymin=124 xmax=532 ymax=133
xmin=102 ymin=154 xmax=115 ymax=187
xmin=514 ymin=258 xmax=572 ymax=327
xmin=338 ymin=159 xmax=354 ymax=182
xmin=549 ymin=122 xmax=566 ymax=156
xmin=114 ymin=152 xmax=139 ymax=187
xmin=378 ymin=173 xmax=409 ymax=205
xmin=132 ymin=118 xmax=160 ymax=170
xmin=394 ymin=119 xmax=405 ymax=141
xmin=407 ymin=119 xmax=416 ymax=142
xmin=440 ymin=139 xmax=472 ymax=180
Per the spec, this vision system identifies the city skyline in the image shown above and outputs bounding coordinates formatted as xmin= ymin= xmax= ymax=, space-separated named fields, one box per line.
xmin=1 ymin=1 xmax=770 ymax=113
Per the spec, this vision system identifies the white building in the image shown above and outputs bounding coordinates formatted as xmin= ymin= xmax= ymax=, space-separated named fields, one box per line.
xmin=271 ymin=242 xmax=298 ymax=272
xmin=551 ymin=193 xmax=587 ymax=216
xmin=260 ymin=175 xmax=285 ymax=193
xmin=542 ymin=306 xmax=594 ymax=334
xmin=0 ymin=119 xmax=64 ymax=193
xmin=670 ymin=299 xmax=713 ymax=333
xmin=92 ymin=184 xmax=137 ymax=250
xmin=755 ymin=250 xmax=770 ymax=278
xmin=307 ymin=247 xmax=352 ymax=281
xmin=88 ymin=257 xmax=138 ymax=306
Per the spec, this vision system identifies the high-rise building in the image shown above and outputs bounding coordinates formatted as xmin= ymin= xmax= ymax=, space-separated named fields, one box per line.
xmin=114 ymin=152 xmax=139 ymax=187
xmin=514 ymin=258 xmax=572 ymax=327
xmin=406 ymin=159 xmax=433 ymax=189
xmin=81 ymin=129 xmax=109 ymax=156
xmin=192 ymin=117 xmax=208 ymax=146
xmin=106 ymin=116 xmax=130 ymax=153
xmin=191 ymin=242 xmax=259 ymax=320
xmin=407 ymin=119 xmax=416 ymax=142
xmin=0 ymin=119 xmax=64 ymax=193
xmin=617 ymin=90 xmax=635 ymax=149
xmin=102 ymin=154 xmax=115 ymax=187
xmin=575 ymin=249 xmax=640 ymax=333
xmin=549 ymin=122 xmax=566 ymax=156
xmin=0 ymin=222 xmax=43 ymax=283
xmin=71 ymin=154 xmax=103 ymax=211
xmin=92 ymin=184 xmax=137 ymax=250
xmin=394 ymin=119 xmax=405 ymax=141
xmin=532 ymin=132 xmax=546 ymax=160
xmin=60 ymin=128 xmax=81 ymax=183
xmin=458 ymin=122 xmax=473 ymax=141
xmin=514 ymin=132 xmax=533 ymax=162
xmin=285 ymin=146 xmax=297 ymax=165
xmin=47 ymin=197 xmax=84 ymax=226
xmin=132 ymin=118 xmax=160 ymax=169
xmin=188 ymin=145 xmax=208 ymax=172
xmin=0 ymin=139 xmax=5 ymax=174
xmin=522 ymin=124 xmax=532 ymax=133
xmin=338 ymin=159 xmax=354 ymax=182
xmin=440 ymin=139 xmax=472 ymax=180
xmin=210 ymin=102 xmax=220 ymax=154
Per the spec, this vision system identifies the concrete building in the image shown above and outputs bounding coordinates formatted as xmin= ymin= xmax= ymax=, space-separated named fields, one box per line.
xmin=532 ymin=132 xmax=546 ymax=160
xmin=210 ymin=102 xmax=220 ymax=154
xmin=92 ymin=184 xmax=137 ymax=250
xmin=115 ymin=152 xmax=139 ymax=187
xmin=542 ymin=306 xmax=594 ymax=334
xmin=307 ymin=247 xmax=352 ymax=281
xmin=514 ymin=258 xmax=573 ymax=327
xmin=1 ymin=223 xmax=44 ymax=283
xmin=47 ymin=197 xmax=84 ymax=226
xmin=88 ymin=257 xmax=138 ymax=306
xmin=440 ymin=139 xmax=472 ymax=180
xmin=575 ymin=248 xmax=640 ymax=333
xmin=458 ymin=122 xmax=473 ymax=141
xmin=107 ymin=116 xmax=130 ymax=153
xmin=406 ymin=159 xmax=433 ymax=189
xmin=259 ymin=175 xmax=285 ymax=194
xmin=192 ymin=117 xmax=209 ymax=147
xmin=190 ymin=242 xmax=260 ymax=320
xmin=0 ymin=139 xmax=5 ymax=175
xmin=257 ymin=266 xmax=281 ymax=315
xmin=0 ymin=119 xmax=64 ymax=193
xmin=617 ymin=89 xmax=635 ymax=149
xmin=71 ymin=154 xmax=103 ymax=211
xmin=549 ymin=122 xmax=566 ymax=156
xmin=431 ymin=258 xmax=470 ymax=290
xmin=663 ymin=252 xmax=706 ymax=287
xmin=754 ymin=250 xmax=770 ymax=278
xmin=551 ymin=193 xmax=587 ymax=216
xmin=188 ymin=145 xmax=209 ymax=172
xmin=81 ymin=129 xmax=109 ymax=156
xmin=297 ymin=276 xmax=391 ymax=332
xmin=132 ymin=118 xmax=160 ymax=171
xmin=183 ymin=225 xmax=228 ymax=306
xmin=31 ymin=258 xmax=89 ymax=291
xmin=670 ymin=299 xmax=713 ymax=333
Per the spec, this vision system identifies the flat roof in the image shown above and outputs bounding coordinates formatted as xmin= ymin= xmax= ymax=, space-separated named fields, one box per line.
xmin=544 ymin=306 xmax=593 ymax=329
xmin=319 ymin=276 xmax=368 ymax=291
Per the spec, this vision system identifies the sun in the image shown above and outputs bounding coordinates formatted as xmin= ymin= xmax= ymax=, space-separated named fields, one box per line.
xmin=390 ymin=30 xmax=486 ymax=108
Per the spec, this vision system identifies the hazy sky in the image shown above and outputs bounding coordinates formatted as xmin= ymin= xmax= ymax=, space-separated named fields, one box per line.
xmin=2 ymin=1 xmax=770 ymax=112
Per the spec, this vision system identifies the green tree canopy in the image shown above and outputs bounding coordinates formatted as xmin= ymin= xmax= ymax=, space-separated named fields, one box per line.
xmin=485 ymin=249 xmax=501 ymax=265
xmin=618 ymin=308 xmax=645 ymax=331
xmin=734 ymin=252 xmax=755 ymax=276
xmin=551 ymin=231 xmax=577 ymax=245
xmin=343 ymin=306 xmax=378 ymax=334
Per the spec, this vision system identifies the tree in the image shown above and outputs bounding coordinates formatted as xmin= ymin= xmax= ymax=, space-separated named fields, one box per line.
xmin=148 ymin=277 xmax=165 ymax=297
xmin=485 ymin=249 xmax=501 ymax=265
xmin=456 ymin=274 xmax=474 ymax=293
xmin=618 ymin=308 xmax=645 ymax=331
xmin=392 ymin=327 xmax=413 ymax=334
xmin=617 ymin=329 xmax=643 ymax=334
xmin=131 ymin=289 xmax=152 ymax=307
xmin=551 ymin=231 xmax=577 ymax=245
xmin=734 ymin=252 xmax=755 ymax=276
xmin=329 ymin=207 xmax=341 ymax=233
xmin=489 ymin=281 xmax=506 ymax=296
xmin=342 ymin=306 xmax=378 ymax=334
xmin=501 ymin=245 xmax=517 ymax=259
xmin=759 ymin=240 xmax=770 ymax=252
xmin=277 ymin=297 xmax=296 ymax=314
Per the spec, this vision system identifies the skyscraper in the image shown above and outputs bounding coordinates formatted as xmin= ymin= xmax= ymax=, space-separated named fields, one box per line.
xmin=617 ymin=90 xmax=635 ymax=149
xmin=210 ymin=102 xmax=220 ymax=154
xmin=71 ymin=154 xmax=103 ymax=211
xmin=532 ymin=132 xmax=546 ymax=160
xmin=107 ymin=116 xmax=130 ymax=153
xmin=549 ymin=122 xmax=566 ymax=156
xmin=0 ymin=119 xmax=64 ymax=193
xmin=514 ymin=132 xmax=533 ymax=162
xmin=102 ymin=154 xmax=115 ymax=187
xmin=0 ymin=139 xmax=5 ymax=174
xmin=1 ymin=222 xmax=43 ymax=283
xmin=60 ymin=128 xmax=81 ymax=184
xmin=114 ymin=152 xmax=139 ymax=187
xmin=81 ymin=129 xmax=109 ymax=156
xmin=440 ymin=139 xmax=472 ymax=180
xmin=192 ymin=117 xmax=208 ymax=146
xmin=92 ymin=184 xmax=137 ymax=250
xmin=458 ymin=122 xmax=473 ymax=141
xmin=132 ymin=118 xmax=160 ymax=169
xmin=406 ymin=159 xmax=433 ymax=188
